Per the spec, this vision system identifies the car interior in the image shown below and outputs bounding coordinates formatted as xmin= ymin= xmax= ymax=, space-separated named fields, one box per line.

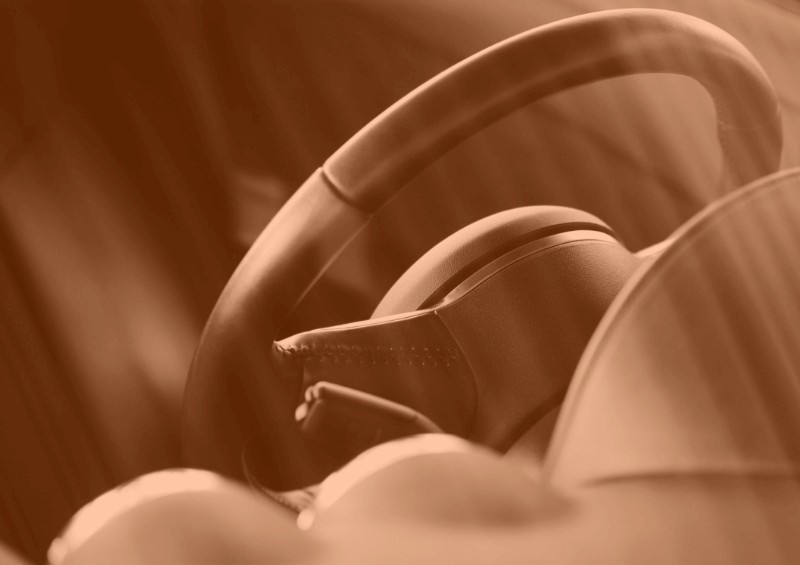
xmin=1 ymin=0 xmax=799 ymax=563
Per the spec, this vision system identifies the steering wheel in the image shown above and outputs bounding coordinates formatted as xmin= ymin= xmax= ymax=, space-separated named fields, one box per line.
xmin=182 ymin=9 xmax=781 ymax=488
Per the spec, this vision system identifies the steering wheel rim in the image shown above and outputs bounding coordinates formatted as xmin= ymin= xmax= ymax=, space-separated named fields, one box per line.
xmin=182 ymin=8 xmax=782 ymax=483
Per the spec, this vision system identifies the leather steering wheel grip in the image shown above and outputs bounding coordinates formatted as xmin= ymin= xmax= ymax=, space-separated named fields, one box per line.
xmin=325 ymin=8 xmax=781 ymax=208
xmin=279 ymin=206 xmax=640 ymax=455
xmin=182 ymin=9 xmax=782 ymax=483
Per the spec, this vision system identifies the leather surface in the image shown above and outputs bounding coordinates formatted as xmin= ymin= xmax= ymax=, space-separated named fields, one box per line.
xmin=51 ymin=463 xmax=800 ymax=564
xmin=276 ymin=311 xmax=476 ymax=437
xmin=546 ymin=168 xmax=800 ymax=487
xmin=435 ymin=237 xmax=640 ymax=449
xmin=373 ymin=206 xmax=613 ymax=317
xmin=324 ymin=9 xmax=781 ymax=210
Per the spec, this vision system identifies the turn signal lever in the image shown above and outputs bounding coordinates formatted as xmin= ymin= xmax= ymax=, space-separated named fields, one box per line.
xmin=296 ymin=381 xmax=442 ymax=460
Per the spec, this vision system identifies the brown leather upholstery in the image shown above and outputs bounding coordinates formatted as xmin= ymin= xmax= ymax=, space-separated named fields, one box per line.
xmin=546 ymin=168 xmax=800 ymax=487
xmin=533 ymin=168 xmax=800 ymax=560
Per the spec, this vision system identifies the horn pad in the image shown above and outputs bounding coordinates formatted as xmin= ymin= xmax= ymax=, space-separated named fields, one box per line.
xmin=374 ymin=206 xmax=618 ymax=317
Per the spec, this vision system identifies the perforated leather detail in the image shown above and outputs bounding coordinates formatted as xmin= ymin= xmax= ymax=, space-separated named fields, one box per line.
xmin=275 ymin=342 xmax=460 ymax=367
xmin=275 ymin=310 xmax=476 ymax=436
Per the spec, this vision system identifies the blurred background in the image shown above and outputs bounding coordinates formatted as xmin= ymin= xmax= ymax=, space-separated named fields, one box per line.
xmin=0 ymin=0 xmax=798 ymax=560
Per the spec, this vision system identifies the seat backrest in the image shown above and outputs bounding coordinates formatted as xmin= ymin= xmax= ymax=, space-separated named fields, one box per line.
xmin=537 ymin=168 xmax=800 ymax=561
xmin=546 ymin=168 xmax=800 ymax=486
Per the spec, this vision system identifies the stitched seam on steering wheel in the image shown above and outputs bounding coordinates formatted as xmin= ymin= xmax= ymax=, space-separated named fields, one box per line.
xmin=708 ymin=89 xmax=778 ymax=186
xmin=706 ymin=88 xmax=735 ymax=184
xmin=275 ymin=343 xmax=459 ymax=367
